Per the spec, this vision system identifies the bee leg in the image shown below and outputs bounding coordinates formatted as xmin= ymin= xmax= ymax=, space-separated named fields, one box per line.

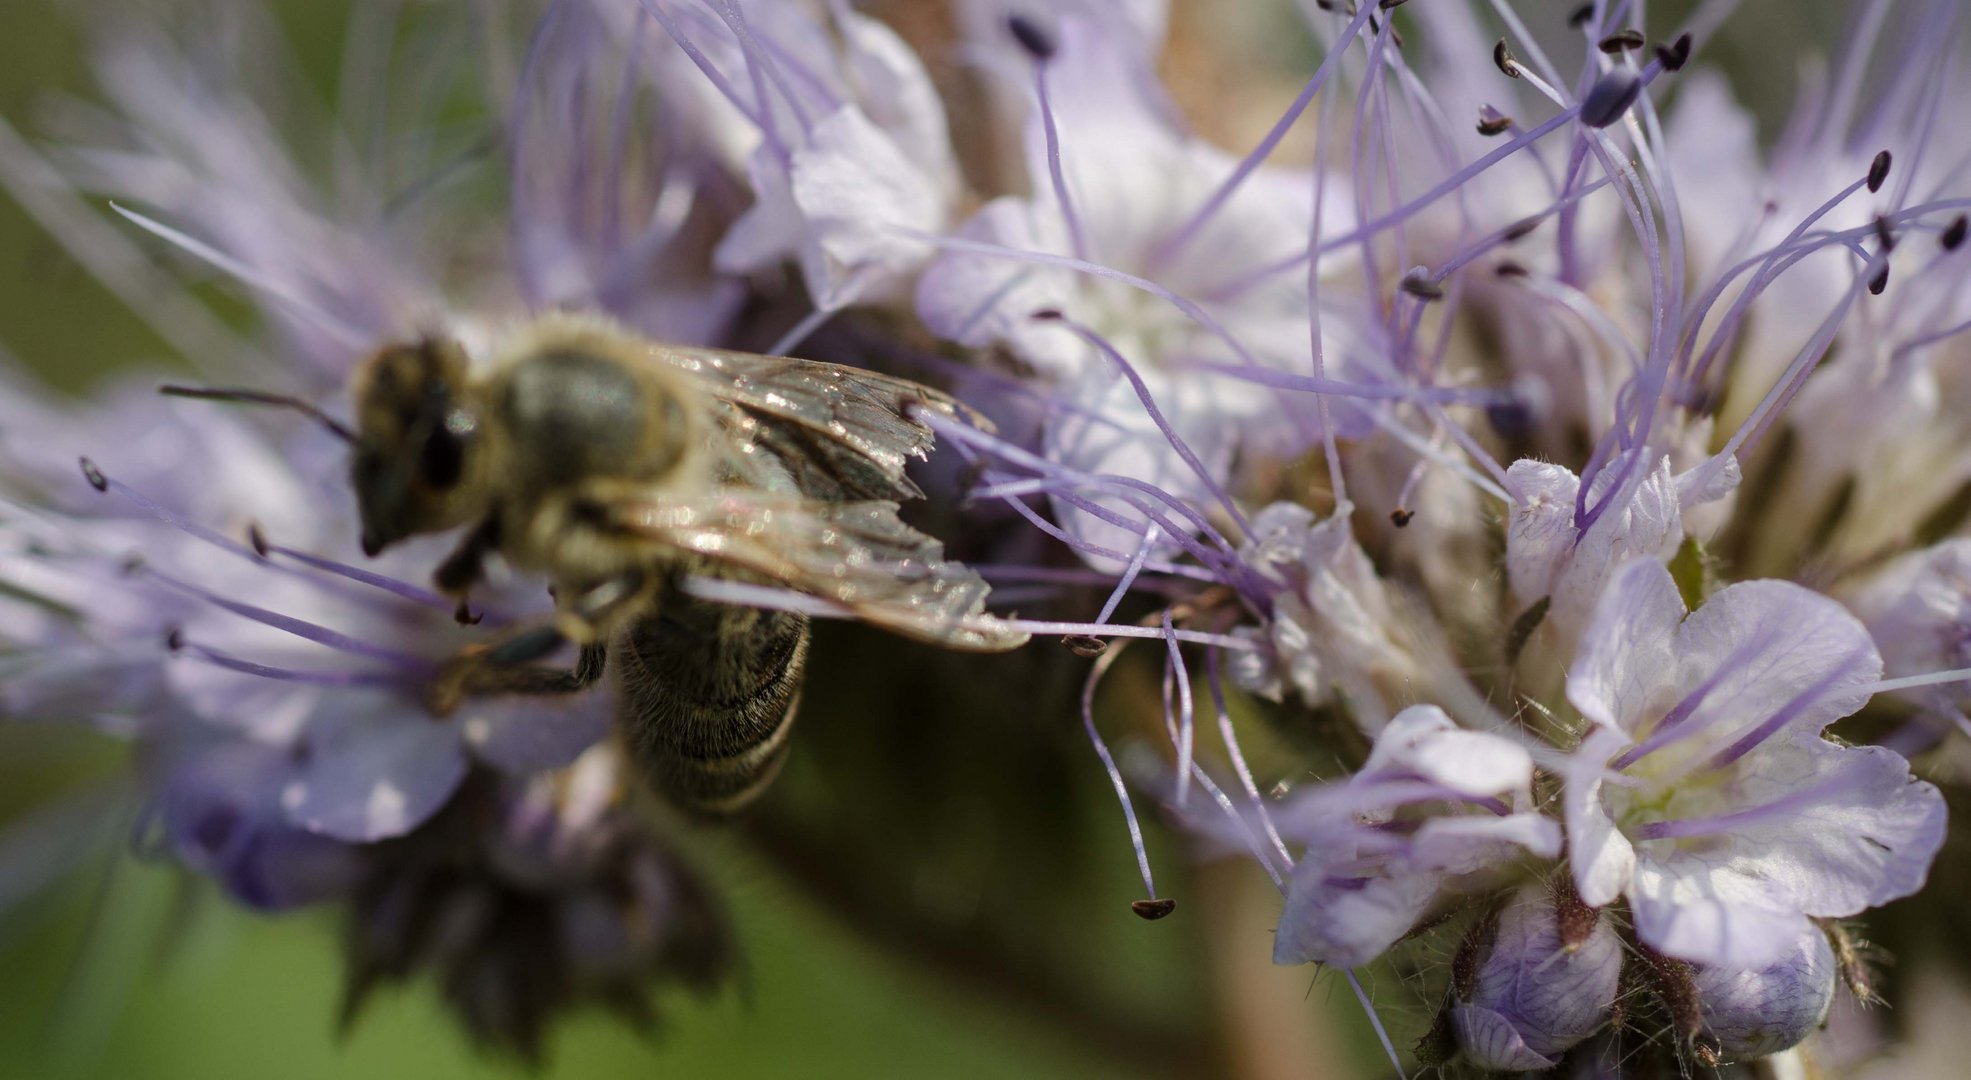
xmin=433 ymin=516 xmax=502 ymax=596
xmin=426 ymin=628 xmax=607 ymax=716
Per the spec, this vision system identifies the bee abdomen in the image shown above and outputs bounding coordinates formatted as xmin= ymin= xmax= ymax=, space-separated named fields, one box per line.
xmin=616 ymin=600 xmax=810 ymax=816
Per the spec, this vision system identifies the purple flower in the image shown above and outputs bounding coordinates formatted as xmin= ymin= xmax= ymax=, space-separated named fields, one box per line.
xmin=1449 ymin=884 xmax=1624 ymax=1072
xmin=1271 ymin=705 xmax=1559 ymax=968
xmin=1563 ymin=558 xmax=1945 ymax=968
xmin=1691 ymin=922 xmax=1837 ymax=1059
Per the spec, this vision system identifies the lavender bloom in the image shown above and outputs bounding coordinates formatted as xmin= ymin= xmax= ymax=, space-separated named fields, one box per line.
xmin=1689 ymin=923 xmax=1838 ymax=1061
xmin=1271 ymin=705 xmax=1559 ymax=968
xmin=1564 ymin=558 xmax=1945 ymax=968
xmin=916 ymin=14 xmax=1367 ymax=561
xmin=341 ymin=749 xmax=731 ymax=1063
xmin=1448 ymin=884 xmax=1624 ymax=1072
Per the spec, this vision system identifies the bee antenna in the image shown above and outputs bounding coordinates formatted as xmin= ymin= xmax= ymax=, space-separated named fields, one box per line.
xmin=158 ymin=384 xmax=358 ymax=445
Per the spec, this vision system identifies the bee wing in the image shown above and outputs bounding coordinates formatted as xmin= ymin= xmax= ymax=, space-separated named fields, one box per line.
xmin=614 ymin=490 xmax=1029 ymax=653
xmin=651 ymin=345 xmax=986 ymax=502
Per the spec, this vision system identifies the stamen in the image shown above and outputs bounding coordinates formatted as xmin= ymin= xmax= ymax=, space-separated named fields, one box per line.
xmin=1567 ymin=3 xmax=1596 ymax=29
xmin=170 ymin=636 xmax=406 ymax=688
xmin=1029 ymin=311 xmax=1250 ymax=532
xmin=1867 ymin=150 xmax=1893 ymax=194
xmin=1388 ymin=508 xmax=1414 ymax=528
xmin=1005 ymin=13 xmax=1055 ymax=59
xmin=1162 ymin=612 xmax=1196 ymax=807
xmin=135 ymin=565 xmax=434 ymax=671
xmin=1874 ymin=214 xmax=1898 ymax=252
xmin=1580 ymin=70 xmax=1644 ymax=130
xmin=1494 ymin=39 xmax=1521 ymax=79
xmin=107 ymin=204 xmax=367 ymax=349
xmin=1080 ymin=645 xmax=1161 ymax=905
xmin=1476 ymin=110 xmax=1514 ymax=137
xmin=1654 ymin=33 xmax=1693 ymax=71
xmin=1599 ymin=30 xmax=1646 ymax=53
xmin=1017 ymin=18 xmax=1090 ymax=264
xmin=1942 ymin=215 xmax=1969 ymax=251
xmin=1398 ymin=269 xmax=1444 ymax=300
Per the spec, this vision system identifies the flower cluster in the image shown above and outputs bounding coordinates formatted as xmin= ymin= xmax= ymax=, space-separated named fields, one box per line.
xmin=5 ymin=0 xmax=1971 ymax=1074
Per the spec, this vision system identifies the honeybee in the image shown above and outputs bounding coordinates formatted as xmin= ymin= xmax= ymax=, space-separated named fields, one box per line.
xmin=170 ymin=313 xmax=1027 ymax=814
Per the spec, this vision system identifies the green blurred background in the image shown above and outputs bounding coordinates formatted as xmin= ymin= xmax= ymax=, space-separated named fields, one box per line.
xmin=0 ymin=1 xmax=1853 ymax=1077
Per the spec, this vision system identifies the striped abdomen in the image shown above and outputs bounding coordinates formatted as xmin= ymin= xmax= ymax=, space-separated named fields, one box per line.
xmin=615 ymin=597 xmax=810 ymax=816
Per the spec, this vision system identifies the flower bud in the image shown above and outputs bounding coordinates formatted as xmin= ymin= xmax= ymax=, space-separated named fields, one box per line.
xmin=1692 ymin=924 xmax=1836 ymax=1059
xmin=1451 ymin=885 xmax=1624 ymax=1071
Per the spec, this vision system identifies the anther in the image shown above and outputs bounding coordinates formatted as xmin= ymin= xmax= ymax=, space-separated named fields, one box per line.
xmin=1654 ymin=33 xmax=1692 ymax=71
xmin=1869 ymin=264 xmax=1891 ymax=296
xmin=1866 ymin=150 xmax=1892 ymax=194
xmin=1031 ymin=308 xmax=1066 ymax=322
xmin=1873 ymin=215 xmax=1897 ymax=252
xmin=1389 ymin=508 xmax=1414 ymax=528
xmin=1567 ymin=3 xmax=1595 ymax=28
xmin=1477 ymin=109 xmax=1513 ymax=137
xmin=119 ymin=554 xmax=145 ymax=576
xmin=1599 ymin=29 xmax=1645 ymax=53
xmin=1486 ymin=399 xmax=1537 ymax=440
xmin=453 ymin=600 xmax=481 ymax=626
xmin=1942 ymin=214 xmax=1968 ymax=252
xmin=1495 ymin=259 xmax=1530 ymax=278
xmin=1580 ymin=69 xmax=1643 ymax=129
xmin=1400 ymin=269 xmax=1444 ymax=300
xmin=1131 ymin=898 xmax=1177 ymax=920
xmin=1493 ymin=39 xmax=1520 ymax=78
xmin=247 ymin=523 xmax=271 ymax=559
xmin=1063 ymin=635 xmax=1108 ymax=658
xmin=79 ymin=457 xmax=107 ymax=492
xmin=1007 ymin=14 xmax=1056 ymax=61
xmin=164 ymin=626 xmax=185 ymax=652
xmin=1379 ymin=0 xmax=1409 ymax=8
xmin=1502 ymin=216 xmax=1541 ymax=243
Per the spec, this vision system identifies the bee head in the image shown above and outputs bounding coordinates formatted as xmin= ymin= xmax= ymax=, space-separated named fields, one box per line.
xmin=350 ymin=337 xmax=488 ymax=556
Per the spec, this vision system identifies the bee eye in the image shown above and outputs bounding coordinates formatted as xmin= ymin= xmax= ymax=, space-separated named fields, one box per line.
xmin=419 ymin=425 xmax=465 ymax=490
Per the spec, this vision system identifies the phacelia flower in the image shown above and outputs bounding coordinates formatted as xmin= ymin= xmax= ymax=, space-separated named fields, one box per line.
xmin=1447 ymin=883 xmax=1625 ymax=1072
xmin=1271 ymin=705 xmax=1559 ymax=968
xmin=1689 ymin=922 xmax=1838 ymax=1060
xmin=1564 ymin=558 xmax=1945 ymax=968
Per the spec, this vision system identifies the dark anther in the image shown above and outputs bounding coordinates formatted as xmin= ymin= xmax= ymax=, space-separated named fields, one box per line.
xmin=79 ymin=457 xmax=107 ymax=492
xmin=1062 ymin=635 xmax=1108 ymax=658
xmin=1654 ymin=33 xmax=1692 ymax=71
xmin=1599 ymin=29 xmax=1646 ymax=53
xmin=1007 ymin=14 xmax=1056 ymax=60
xmin=1389 ymin=508 xmax=1415 ymax=528
xmin=1503 ymin=216 xmax=1541 ymax=243
xmin=1869 ymin=264 xmax=1891 ymax=296
xmin=1030 ymin=308 xmax=1066 ymax=322
xmin=118 ymin=554 xmax=145 ymax=576
xmin=1477 ymin=114 xmax=1513 ymax=136
xmin=1131 ymin=898 xmax=1177 ymax=920
xmin=453 ymin=600 xmax=481 ymax=626
xmin=1493 ymin=39 xmax=1520 ymax=78
xmin=1367 ymin=14 xmax=1381 ymax=35
xmin=1314 ymin=0 xmax=1335 ymax=8
xmin=247 ymin=523 xmax=271 ymax=558
xmin=1495 ymin=260 xmax=1530 ymax=278
xmin=1580 ymin=70 xmax=1642 ymax=129
xmin=164 ymin=626 xmax=185 ymax=652
xmin=1400 ymin=271 xmax=1444 ymax=300
xmin=1379 ymin=0 xmax=1409 ymax=9
xmin=1486 ymin=399 xmax=1536 ymax=440
xmin=1874 ymin=215 xmax=1897 ymax=252
xmin=1942 ymin=214 xmax=1969 ymax=252
xmin=1866 ymin=150 xmax=1893 ymax=194
xmin=1567 ymin=3 xmax=1595 ymax=28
